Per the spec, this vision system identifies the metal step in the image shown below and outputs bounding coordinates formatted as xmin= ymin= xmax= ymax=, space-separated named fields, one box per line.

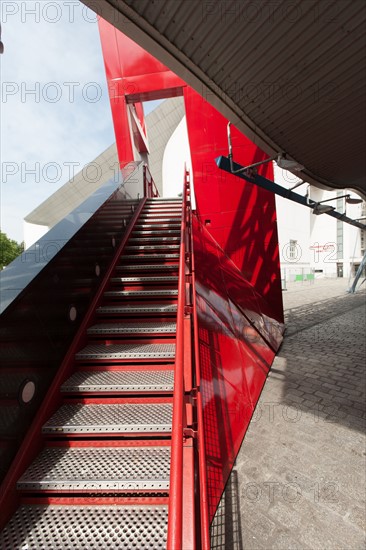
xmin=76 ymin=343 xmax=176 ymax=360
xmin=131 ymin=230 xmax=180 ymax=235
xmin=116 ymin=264 xmax=178 ymax=271
xmin=97 ymin=304 xmax=177 ymax=314
xmin=0 ymin=505 xmax=168 ymax=548
xmin=146 ymin=198 xmax=182 ymax=201
xmin=120 ymin=254 xmax=180 ymax=261
xmin=42 ymin=402 xmax=173 ymax=434
xmin=139 ymin=215 xmax=180 ymax=220
xmin=141 ymin=212 xmax=181 ymax=216
xmin=111 ymin=276 xmax=178 ymax=283
xmin=87 ymin=321 xmax=177 ymax=335
xmin=61 ymin=370 xmax=174 ymax=393
xmin=134 ymin=224 xmax=181 ymax=229
xmin=125 ymin=244 xmax=180 ymax=251
xmin=104 ymin=290 xmax=178 ymax=298
xmin=128 ymin=237 xmax=180 ymax=243
xmin=17 ymin=445 xmax=171 ymax=491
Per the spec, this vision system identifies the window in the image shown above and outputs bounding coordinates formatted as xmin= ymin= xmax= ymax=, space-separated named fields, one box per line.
xmin=289 ymin=239 xmax=297 ymax=260
xmin=361 ymin=229 xmax=366 ymax=255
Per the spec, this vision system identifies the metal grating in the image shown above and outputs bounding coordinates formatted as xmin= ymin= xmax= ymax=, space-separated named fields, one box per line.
xmin=134 ymin=224 xmax=181 ymax=229
xmin=137 ymin=218 xmax=180 ymax=223
xmin=104 ymin=290 xmax=178 ymax=297
xmin=87 ymin=321 xmax=177 ymax=334
xmin=128 ymin=237 xmax=180 ymax=242
xmin=144 ymin=200 xmax=182 ymax=204
xmin=0 ymin=505 xmax=168 ymax=548
xmin=76 ymin=343 xmax=175 ymax=360
xmin=61 ymin=370 xmax=174 ymax=392
xmin=120 ymin=254 xmax=179 ymax=260
xmin=97 ymin=304 xmax=177 ymax=314
xmin=111 ymin=276 xmax=178 ymax=283
xmin=17 ymin=446 xmax=171 ymax=491
xmin=42 ymin=402 xmax=173 ymax=434
xmin=125 ymin=245 xmax=180 ymax=250
xmin=141 ymin=213 xmax=181 ymax=218
xmin=131 ymin=230 xmax=180 ymax=235
xmin=116 ymin=264 xmax=178 ymax=271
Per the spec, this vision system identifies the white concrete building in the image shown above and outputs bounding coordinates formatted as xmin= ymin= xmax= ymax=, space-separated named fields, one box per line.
xmin=275 ymin=165 xmax=365 ymax=282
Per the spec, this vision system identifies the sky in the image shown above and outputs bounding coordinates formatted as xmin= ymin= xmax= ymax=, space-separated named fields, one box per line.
xmin=0 ymin=1 xmax=160 ymax=243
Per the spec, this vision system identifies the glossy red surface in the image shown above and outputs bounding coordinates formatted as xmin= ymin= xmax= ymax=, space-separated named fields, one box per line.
xmin=184 ymin=87 xmax=283 ymax=322
xmin=98 ymin=18 xmax=185 ymax=167
xmin=193 ymin=216 xmax=283 ymax=519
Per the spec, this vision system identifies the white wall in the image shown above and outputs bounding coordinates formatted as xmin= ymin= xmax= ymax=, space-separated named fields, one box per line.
xmin=274 ymin=165 xmax=311 ymax=281
xmin=162 ymin=116 xmax=194 ymax=206
xmin=23 ymin=221 xmax=49 ymax=249
xmin=273 ymin=166 xmax=365 ymax=280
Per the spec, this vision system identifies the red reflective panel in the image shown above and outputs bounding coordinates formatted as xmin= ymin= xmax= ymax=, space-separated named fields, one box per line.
xmin=193 ymin=217 xmax=283 ymax=519
xmin=184 ymin=86 xmax=283 ymax=321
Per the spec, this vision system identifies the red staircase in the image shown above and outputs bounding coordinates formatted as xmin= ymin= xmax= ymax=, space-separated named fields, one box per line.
xmin=0 ymin=188 xmax=209 ymax=549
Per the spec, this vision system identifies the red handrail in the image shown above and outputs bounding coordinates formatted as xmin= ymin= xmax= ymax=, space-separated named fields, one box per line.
xmin=167 ymin=169 xmax=210 ymax=549
xmin=166 ymin=171 xmax=187 ymax=549
xmin=189 ymin=179 xmax=210 ymax=550
xmin=143 ymin=164 xmax=159 ymax=198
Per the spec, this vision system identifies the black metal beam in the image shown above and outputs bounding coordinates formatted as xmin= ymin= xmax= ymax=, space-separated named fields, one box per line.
xmin=216 ymin=156 xmax=366 ymax=231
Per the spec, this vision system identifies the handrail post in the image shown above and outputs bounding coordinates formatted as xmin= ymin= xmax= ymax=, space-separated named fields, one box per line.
xmin=143 ymin=163 xmax=160 ymax=198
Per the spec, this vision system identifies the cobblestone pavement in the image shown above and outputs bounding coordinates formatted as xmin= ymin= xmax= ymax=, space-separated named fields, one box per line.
xmin=211 ymin=279 xmax=366 ymax=549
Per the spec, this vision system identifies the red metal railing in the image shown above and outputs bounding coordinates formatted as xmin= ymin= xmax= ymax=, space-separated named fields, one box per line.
xmin=143 ymin=164 xmax=159 ymax=198
xmin=166 ymin=173 xmax=187 ymax=549
xmin=167 ymin=168 xmax=210 ymax=550
xmin=189 ymin=175 xmax=210 ymax=550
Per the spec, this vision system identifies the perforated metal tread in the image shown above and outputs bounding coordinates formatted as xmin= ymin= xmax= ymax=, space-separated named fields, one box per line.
xmin=88 ymin=322 xmax=177 ymax=335
xmin=116 ymin=264 xmax=178 ymax=271
xmin=97 ymin=304 xmax=177 ymax=314
xmin=76 ymin=343 xmax=176 ymax=360
xmin=0 ymin=505 xmax=168 ymax=549
xmin=141 ymin=213 xmax=181 ymax=218
xmin=104 ymin=290 xmax=178 ymax=298
xmin=138 ymin=218 xmax=180 ymax=223
xmin=134 ymin=224 xmax=181 ymax=229
xmin=129 ymin=237 xmax=180 ymax=242
xmin=17 ymin=446 xmax=171 ymax=491
xmin=126 ymin=244 xmax=180 ymax=250
xmin=111 ymin=276 xmax=178 ymax=283
xmin=146 ymin=198 xmax=182 ymax=201
xmin=42 ymin=403 xmax=173 ymax=434
xmin=141 ymin=212 xmax=181 ymax=216
xmin=120 ymin=254 xmax=180 ymax=260
xmin=61 ymin=370 xmax=174 ymax=393
xmin=132 ymin=230 xmax=180 ymax=235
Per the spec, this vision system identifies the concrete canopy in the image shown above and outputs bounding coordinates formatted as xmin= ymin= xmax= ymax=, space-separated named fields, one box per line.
xmin=81 ymin=0 xmax=366 ymax=198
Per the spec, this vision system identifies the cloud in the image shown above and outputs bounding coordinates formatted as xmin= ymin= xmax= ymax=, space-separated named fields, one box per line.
xmin=0 ymin=1 xmax=115 ymax=241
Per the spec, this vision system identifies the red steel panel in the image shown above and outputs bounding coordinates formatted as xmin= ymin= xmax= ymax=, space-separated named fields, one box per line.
xmin=184 ymin=87 xmax=283 ymax=322
xmin=192 ymin=216 xmax=283 ymax=520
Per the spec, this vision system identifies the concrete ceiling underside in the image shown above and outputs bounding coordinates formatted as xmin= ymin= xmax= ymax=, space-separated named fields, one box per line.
xmin=82 ymin=0 xmax=366 ymax=197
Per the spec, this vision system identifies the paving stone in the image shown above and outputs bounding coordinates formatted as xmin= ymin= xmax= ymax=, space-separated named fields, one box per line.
xmin=212 ymin=279 xmax=366 ymax=549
